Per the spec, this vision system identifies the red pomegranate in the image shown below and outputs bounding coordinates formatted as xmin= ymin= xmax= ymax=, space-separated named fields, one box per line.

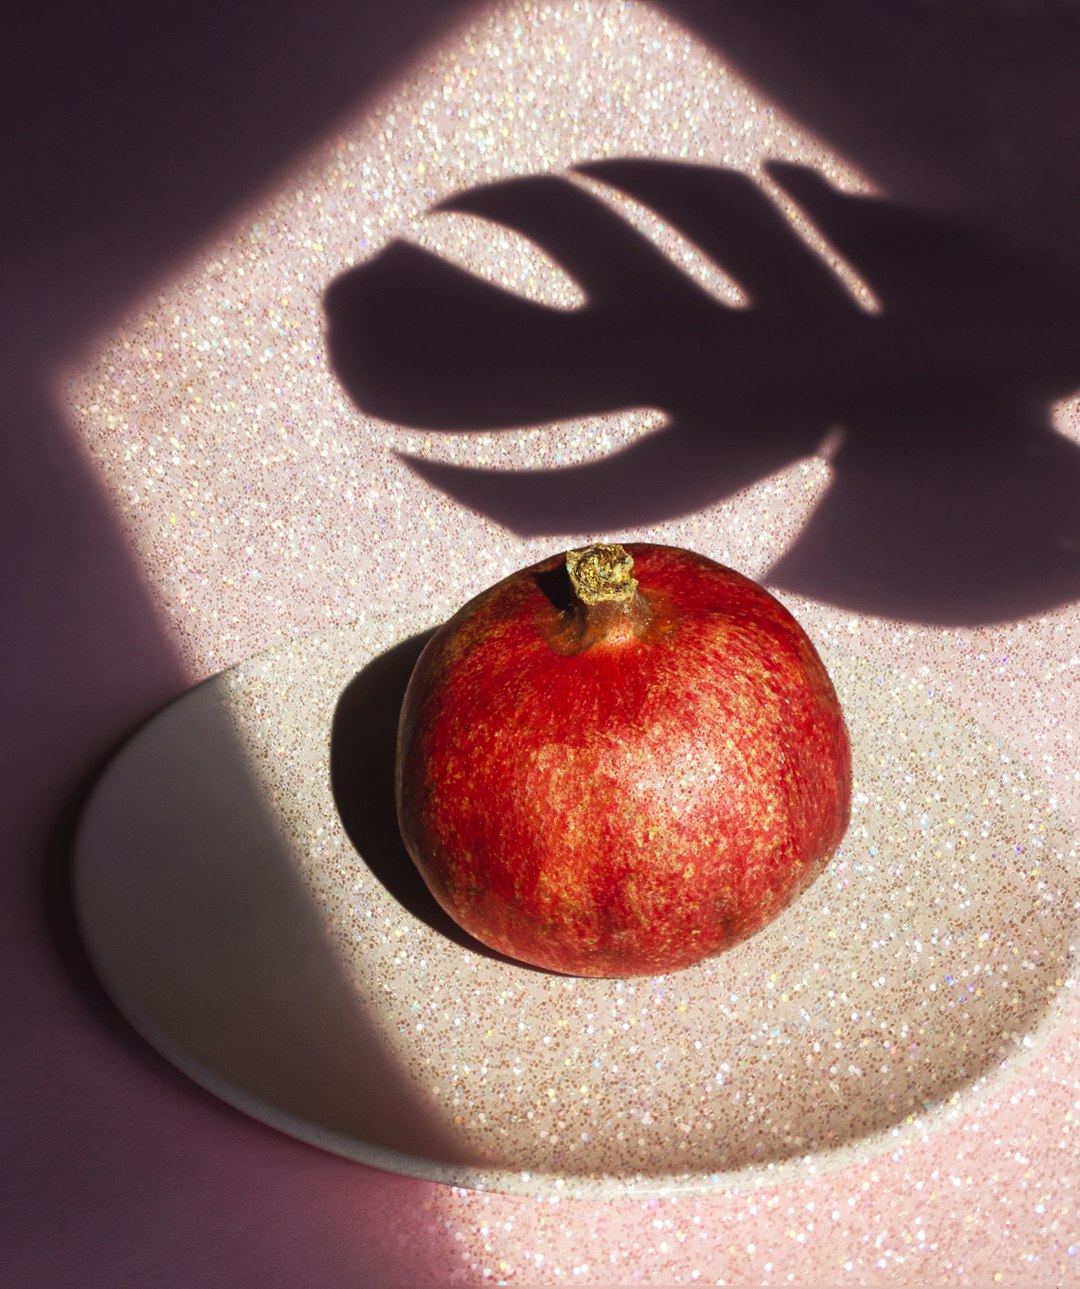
xmin=396 ymin=542 xmax=850 ymax=977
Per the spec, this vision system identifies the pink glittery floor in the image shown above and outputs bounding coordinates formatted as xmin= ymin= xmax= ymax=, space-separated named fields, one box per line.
xmin=9 ymin=1 xmax=1080 ymax=1285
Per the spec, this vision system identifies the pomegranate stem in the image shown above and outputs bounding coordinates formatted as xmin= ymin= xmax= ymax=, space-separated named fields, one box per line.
xmin=566 ymin=543 xmax=638 ymax=606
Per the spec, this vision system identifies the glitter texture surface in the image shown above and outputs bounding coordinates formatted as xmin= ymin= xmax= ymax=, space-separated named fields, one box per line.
xmin=64 ymin=0 xmax=1080 ymax=1282
xmin=76 ymin=625 xmax=1078 ymax=1201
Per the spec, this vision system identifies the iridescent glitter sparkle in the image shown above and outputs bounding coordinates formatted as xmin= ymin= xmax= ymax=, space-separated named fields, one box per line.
xmin=66 ymin=1 xmax=1080 ymax=1283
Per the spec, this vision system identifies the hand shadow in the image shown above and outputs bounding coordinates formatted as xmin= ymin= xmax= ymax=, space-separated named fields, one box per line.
xmin=325 ymin=159 xmax=1080 ymax=625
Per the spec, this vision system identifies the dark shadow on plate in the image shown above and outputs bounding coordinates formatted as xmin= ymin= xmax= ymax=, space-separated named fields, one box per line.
xmin=329 ymin=629 xmax=546 ymax=971
xmin=73 ymin=672 xmax=468 ymax=1164
xmin=326 ymin=159 xmax=1080 ymax=625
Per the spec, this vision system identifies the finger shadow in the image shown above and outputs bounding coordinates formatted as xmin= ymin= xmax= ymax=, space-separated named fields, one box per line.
xmin=324 ymin=168 xmax=845 ymax=524
xmin=761 ymin=160 xmax=1080 ymax=623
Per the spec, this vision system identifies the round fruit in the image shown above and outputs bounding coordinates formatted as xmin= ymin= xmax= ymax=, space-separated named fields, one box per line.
xmin=396 ymin=542 xmax=851 ymax=977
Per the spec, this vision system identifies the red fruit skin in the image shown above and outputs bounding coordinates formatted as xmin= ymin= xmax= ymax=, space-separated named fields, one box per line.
xmin=396 ymin=544 xmax=851 ymax=978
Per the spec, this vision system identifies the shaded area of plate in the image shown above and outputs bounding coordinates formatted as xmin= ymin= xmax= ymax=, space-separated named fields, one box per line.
xmin=73 ymin=618 xmax=1079 ymax=1196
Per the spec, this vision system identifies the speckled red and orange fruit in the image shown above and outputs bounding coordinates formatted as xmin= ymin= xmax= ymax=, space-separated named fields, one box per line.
xmin=396 ymin=544 xmax=851 ymax=977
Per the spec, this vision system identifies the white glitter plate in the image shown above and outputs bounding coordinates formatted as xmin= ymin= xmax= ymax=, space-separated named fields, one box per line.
xmin=73 ymin=617 xmax=1079 ymax=1197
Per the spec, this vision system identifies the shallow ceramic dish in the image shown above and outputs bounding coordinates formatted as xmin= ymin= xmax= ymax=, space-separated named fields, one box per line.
xmin=73 ymin=616 xmax=1078 ymax=1196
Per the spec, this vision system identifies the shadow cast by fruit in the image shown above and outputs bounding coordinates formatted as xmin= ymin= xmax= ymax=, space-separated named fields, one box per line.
xmin=329 ymin=628 xmax=546 ymax=971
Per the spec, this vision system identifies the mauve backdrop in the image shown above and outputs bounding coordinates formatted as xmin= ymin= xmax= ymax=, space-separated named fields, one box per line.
xmin=4 ymin=2 xmax=1080 ymax=1285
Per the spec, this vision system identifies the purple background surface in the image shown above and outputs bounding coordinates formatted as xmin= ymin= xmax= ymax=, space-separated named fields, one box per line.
xmin=5 ymin=3 xmax=1080 ymax=1285
xmin=4 ymin=5 xmax=472 ymax=1284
